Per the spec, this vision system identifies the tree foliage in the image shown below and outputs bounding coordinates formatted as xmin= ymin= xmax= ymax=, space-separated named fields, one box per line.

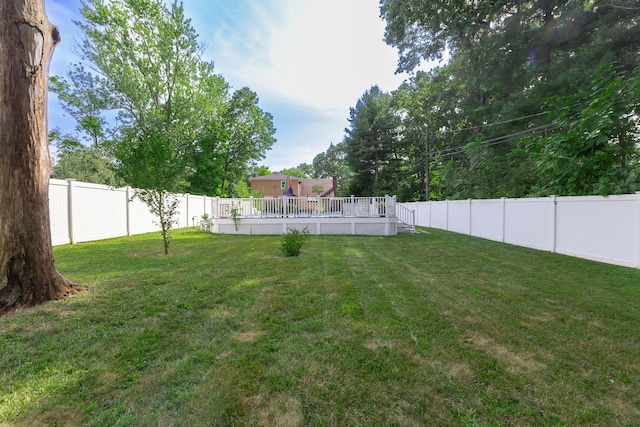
xmin=371 ymin=0 xmax=640 ymax=200
xmin=312 ymin=143 xmax=352 ymax=196
xmin=49 ymin=129 xmax=119 ymax=185
xmin=49 ymin=64 xmax=112 ymax=148
xmin=524 ymin=64 xmax=640 ymax=196
xmin=51 ymin=146 xmax=119 ymax=186
xmin=76 ymin=0 xmax=209 ymax=254
xmin=280 ymin=164 xmax=313 ymax=179
xmin=189 ymin=87 xmax=276 ymax=196
xmin=53 ymin=0 xmax=275 ymax=252
xmin=343 ymin=86 xmax=407 ymax=198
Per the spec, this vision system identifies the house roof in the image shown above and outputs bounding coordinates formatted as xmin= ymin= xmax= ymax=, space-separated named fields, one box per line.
xmin=250 ymin=173 xmax=304 ymax=181
xmin=300 ymin=178 xmax=334 ymax=197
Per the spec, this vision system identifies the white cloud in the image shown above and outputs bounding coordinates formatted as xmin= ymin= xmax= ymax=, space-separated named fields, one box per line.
xmin=45 ymin=0 xmax=430 ymax=171
xmin=199 ymin=0 xmax=409 ymax=118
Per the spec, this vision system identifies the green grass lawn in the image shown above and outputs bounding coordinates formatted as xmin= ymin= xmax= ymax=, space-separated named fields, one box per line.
xmin=1 ymin=228 xmax=639 ymax=426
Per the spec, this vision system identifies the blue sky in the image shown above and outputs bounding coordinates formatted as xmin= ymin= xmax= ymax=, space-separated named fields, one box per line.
xmin=45 ymin=0 xmax=427 ymax=171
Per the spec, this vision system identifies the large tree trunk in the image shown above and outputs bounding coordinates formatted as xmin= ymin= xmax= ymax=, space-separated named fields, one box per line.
xmin=0 ymin=0 xmax=77 ymax=314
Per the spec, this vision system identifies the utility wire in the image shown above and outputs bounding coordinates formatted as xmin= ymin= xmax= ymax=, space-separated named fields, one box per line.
xmin=401 ymin=121 xmax=560 ymax=171
xmin=352 ymin=117 xmax=558 ymax=175
xmin=430 ymin=111 xmax=549 ymax=135
xmin=426 ymin=122 xmax=559 ymax=158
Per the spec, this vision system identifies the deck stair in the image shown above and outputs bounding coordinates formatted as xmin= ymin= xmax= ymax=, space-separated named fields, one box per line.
xmin=395 ymin=203 xmax=416 ymax=234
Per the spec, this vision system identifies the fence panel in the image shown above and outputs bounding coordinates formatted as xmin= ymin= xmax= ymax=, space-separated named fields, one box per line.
xmin=470 ymin=199 xmax=503 ymax=242
xmin=430 ymin=201 xmax=448 ymax=229
xmin=49 ymin=179 xmax=70 ymax=246
xmin=448 ymin=200 xmax=471 ymax=234
xmin=173 ymin=194 xmax=188 ymax=228
xmin=128 ymin=195 xmax=158 ymax=235
xmin=187 ymin=195 xmax=207 ymax=226
xmin=72 ymin=182 xmax=128 ymax=243
xmin=504 ymin=198 xmax=553 ymax=251
xmin=400 ymin=193 xmax=640 ymax=269
xmin=556 ymin=195 xmax=638 ymax=267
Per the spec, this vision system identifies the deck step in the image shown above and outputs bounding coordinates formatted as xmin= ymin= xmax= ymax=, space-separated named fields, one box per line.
xmin=397 ymin=222 xmax=416 ymax=234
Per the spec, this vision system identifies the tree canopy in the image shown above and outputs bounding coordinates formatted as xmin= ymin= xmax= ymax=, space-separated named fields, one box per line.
xmin=368 ymin=0 xmax=640 ymax=200
xmin=52 ymin=0 xmax=276 ymax=252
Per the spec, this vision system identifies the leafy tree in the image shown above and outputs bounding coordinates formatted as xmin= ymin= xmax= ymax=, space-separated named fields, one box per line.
xmin=77 ymin=0 xmax=217 ymax=254
xmin=52 ymin=147 xmax=119 ymax=185
xmin=312 ymin=143 xmax=352 ymax=196
xmin=392 ymin=67 xmax=473 ymax=201
xmin=280 ymin=164 xmax=312 ymax=179
xmin=188 ymin=87 xmax=275 ymax=197
xmin=252 ymin=165 xmax=272 ymax=177
xmin=49 ymin=64 xmax=112 ymax=148
xmin=1 ymin=0 xmax=76 ymax=313
xmin=524 ymin=64 xmax=640 ymax=196
xmin=217 ymin=88 xmax=276 ymax=196
xmin=380 ymin=0 xmax=640 ymax=199
xmin=49 ymin=129 xmax=119 ymax=185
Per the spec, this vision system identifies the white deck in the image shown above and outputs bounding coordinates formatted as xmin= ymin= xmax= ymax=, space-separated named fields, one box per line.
xmin=209 ymin=215 xmax=398 ymax=236
xmin=204 ymin=196 xmax=414 ymax=236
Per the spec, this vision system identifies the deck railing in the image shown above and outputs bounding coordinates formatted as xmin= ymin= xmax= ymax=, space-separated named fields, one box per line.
xmin=211 ymin=195 xmax=398 ymax=219
xmin=395 ymin=203 xmax=416 ymax=231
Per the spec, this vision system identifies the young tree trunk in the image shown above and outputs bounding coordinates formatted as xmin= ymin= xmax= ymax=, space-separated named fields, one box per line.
xmin=0 ymin=0 xmax=77 ymax=314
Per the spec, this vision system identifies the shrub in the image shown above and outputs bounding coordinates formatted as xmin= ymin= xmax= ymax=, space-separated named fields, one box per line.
xmin=281 ymin=227 xmax=310 ymax=257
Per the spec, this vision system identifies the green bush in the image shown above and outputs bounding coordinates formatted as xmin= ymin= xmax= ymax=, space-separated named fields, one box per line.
xmin=281 ymin=227 xmax=310 ymax=257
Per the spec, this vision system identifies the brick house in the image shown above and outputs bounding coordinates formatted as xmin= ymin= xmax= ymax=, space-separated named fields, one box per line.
xmin=249 ymin=174 xmax=335 ymax=198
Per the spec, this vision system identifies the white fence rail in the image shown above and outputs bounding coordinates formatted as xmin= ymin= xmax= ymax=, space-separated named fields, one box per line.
xmin=49 ymin=179 xmax=213 ymax=246
xmin=212 ymin=195 xmax=396 ymax=218
xmin=400 ymin=194 xmax=640 ymax=269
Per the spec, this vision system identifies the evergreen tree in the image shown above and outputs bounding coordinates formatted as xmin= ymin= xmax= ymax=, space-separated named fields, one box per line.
xmin=343 ymin=86 xmax=403 ymax=197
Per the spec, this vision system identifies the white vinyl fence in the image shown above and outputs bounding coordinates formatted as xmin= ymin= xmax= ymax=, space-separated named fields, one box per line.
xmin=400 ymin=193 xmax=640 ymax=269
xmin=50 ymin=179 xmax=213 ymax=246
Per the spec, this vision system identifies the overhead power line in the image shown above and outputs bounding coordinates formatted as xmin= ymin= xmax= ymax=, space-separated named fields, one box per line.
xmin=404 ymin=121 xmax=560 ymax=171
xmin=432 ymin=111 xmax=549 ymax=135
xmin=426 ymin=122 xmax=559 ymax=159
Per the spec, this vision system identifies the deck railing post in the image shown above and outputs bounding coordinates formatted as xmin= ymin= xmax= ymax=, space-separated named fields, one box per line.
xmin=283 ymin=195 xmax=288 ymax=217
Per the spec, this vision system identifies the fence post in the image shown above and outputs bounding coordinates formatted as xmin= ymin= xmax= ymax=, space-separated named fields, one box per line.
xmin=636 ymin=192 xmax=640 ymax=268
xmin=412 ymin=208 xmax=416 ymax=230
xmin=126 ymin=186 xmax=132 ymax=236
xmin=468 ymin=198 xmax=472 ymax=235
xmin=445 ymin=200 xmax=449 ymax=231
xmin=501 ymin=197 xmax=506 ymax=243
xmin=551 ymin=195 xmax=557 ymax=253
xmin=66 ymin=179 xmax=76 ymax=244
xmin=184 ymin=193 xmax=189 ymax=229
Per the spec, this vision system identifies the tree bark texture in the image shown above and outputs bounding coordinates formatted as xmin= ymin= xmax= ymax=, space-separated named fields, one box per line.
xmin=0 ymin=0 xmax=76 ymax=314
